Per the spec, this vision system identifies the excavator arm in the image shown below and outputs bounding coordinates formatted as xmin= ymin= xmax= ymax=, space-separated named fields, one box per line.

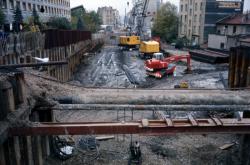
xmin=163 ymin=54 xmax=192 ymax=73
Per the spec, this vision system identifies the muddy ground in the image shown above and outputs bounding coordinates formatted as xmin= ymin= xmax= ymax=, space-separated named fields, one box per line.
xmin=70 ymin=46 xmax=228 ymax=89
xmin=42 ymin=45 xmax=241 ymax=165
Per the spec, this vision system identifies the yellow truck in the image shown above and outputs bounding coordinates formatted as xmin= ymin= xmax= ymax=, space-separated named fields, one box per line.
xmin=118 ymin=36 xmax=140 ymax=50
xmin=139 ymin=41 xmax=160 ymax=58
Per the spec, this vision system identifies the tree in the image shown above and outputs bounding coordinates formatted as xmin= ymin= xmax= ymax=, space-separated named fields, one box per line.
xmin=13 ymin=6 xmax=23 ymax=32
xmin=71 ymin=6 xmax=102 ymax=32
xmin=0 ymin=8 xmax=5 ymax=27
xmin=152 ymin=2 xmax=178 ymax=43
xmin=32 ymin=8 xmax=41 ymax=26
xmin=48 ymin=17 xmax=71 ymax=30
xmin=77 ymin=18 xmax=85 ymax=30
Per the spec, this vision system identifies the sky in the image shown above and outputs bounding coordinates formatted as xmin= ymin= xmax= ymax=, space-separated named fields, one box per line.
xmin=70 ymin=0 xmax=250 ymax=13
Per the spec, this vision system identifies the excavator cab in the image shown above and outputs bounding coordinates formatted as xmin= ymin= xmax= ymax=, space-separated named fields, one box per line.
xmin=152 ymin=53 xmax=164 ymax=60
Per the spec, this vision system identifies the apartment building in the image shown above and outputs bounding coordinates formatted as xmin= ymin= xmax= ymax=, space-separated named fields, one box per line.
xmin=97 ymin=6 xmax=120 ymax=28
xmin=1 ymin=0 xmax=71 ymax=24
xmin=208 ymin=13 xmax=250 ymax=51
xmin=178 ymin=0 xmax=244 ymax=45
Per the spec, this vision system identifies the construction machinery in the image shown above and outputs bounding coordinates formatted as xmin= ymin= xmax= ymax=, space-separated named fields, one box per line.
xmin=139 ymin=41 xmax=160 ymax=59
xmin=145 ymin=52 xmax=191 ymax=78
xmin=118 ymin=35 xmax=141 ymax=50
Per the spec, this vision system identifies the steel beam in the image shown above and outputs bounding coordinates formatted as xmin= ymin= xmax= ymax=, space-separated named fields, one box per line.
xmin=9 ymin=118 xmax=250 ymax=136
xmin=50 ymin=104 xmax=250 ymax=112
xmin=0 ymin=61 xmax=68 ymax=69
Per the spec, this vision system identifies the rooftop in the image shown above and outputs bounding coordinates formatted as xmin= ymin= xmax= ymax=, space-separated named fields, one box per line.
xmin=217 ymin=13 xmax=250 ymax=25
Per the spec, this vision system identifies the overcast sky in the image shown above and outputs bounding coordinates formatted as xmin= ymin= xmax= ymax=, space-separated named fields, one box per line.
xmin=70 ymin=0 xmax=250 ymax=13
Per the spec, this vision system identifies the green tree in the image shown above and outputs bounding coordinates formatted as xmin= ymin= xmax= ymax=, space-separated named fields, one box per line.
xmin=0 ymin=8 xmax=5 ymax=28
xmin=71 ymin=6 xmax=101 ymax=32
xmin=48 ymin=17 xmax=71 ymax=30
xmin=77 ymin=18 xmax=85 ymax=30
xmin=32 ymin=8 xmax=40 ymax=26
xmin=152 ymin=2 xmax=178 ymax=43
xmin=13 ymin=6 xmax=23 ymax=32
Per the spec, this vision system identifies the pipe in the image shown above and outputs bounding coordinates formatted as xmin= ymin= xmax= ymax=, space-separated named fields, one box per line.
xmin=54 ymin=89 xmax=250 ymax=105
xmin=50 ymin=104 xmax=250 ymax=112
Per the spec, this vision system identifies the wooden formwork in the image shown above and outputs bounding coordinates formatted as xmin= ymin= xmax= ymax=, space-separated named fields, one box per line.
xmin=0 ymin=72 xmax=53 ymax=165
xmin=229 ymin=46 xmax=250 ymax=88
xmin=0 ymin=31 xmax=104 ymax=82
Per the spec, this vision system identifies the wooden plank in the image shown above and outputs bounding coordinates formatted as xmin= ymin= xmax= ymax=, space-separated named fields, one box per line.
xmin=188 ymin=115 xmax=198 ymax=126
xmin=142 ymin=119 xmax=149 ymax=127
xmin=165 ymin=118 xmax=173 ymax=126
xmin=211 ymin=118 xmax=223 ymax=126
xmin=219 ymin=143 xmax=235 ymax=150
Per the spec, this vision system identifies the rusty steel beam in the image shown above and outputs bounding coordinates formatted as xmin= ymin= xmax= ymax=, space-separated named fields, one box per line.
xmin=9 ymin=118 xmax=250 ymax=136
xmin=0 ymin=61 xmax=68 ymax=69
xmin=50 ymin=104 xmax=250 ymax=112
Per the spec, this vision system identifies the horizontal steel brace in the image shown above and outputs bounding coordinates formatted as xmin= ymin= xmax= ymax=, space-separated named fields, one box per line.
xmin=9 ymin=118 xmax=250 ymax=136
xmin=0 ymin=61 xmax=68 ymax=69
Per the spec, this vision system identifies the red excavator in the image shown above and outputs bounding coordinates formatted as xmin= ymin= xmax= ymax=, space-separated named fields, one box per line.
xmin=145 ymin=52 xmax=192 ymax=78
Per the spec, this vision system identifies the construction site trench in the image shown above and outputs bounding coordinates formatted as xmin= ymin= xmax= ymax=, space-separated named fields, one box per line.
xmin=41 ymin=45 xmax=248 ymax=165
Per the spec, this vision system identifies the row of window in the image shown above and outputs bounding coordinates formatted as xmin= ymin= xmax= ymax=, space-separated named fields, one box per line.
xmin=180 ymin=14 xmax=202 ymax=25
xmin=180 ymin=2 xmax=203 ymax=13
xmin=1 ymin=0 xmax=70 ymax=16
xmin=180 ymin=24 xmax=201 ymax=37
xmin=1 ymin=0 xmax=70 ymax=10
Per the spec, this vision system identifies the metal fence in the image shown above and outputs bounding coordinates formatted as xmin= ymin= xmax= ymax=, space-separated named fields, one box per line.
xmin=43 ymin=29 xmax=92 ymax=49
xmin=228 ymin=46 xmax=250 ymax=88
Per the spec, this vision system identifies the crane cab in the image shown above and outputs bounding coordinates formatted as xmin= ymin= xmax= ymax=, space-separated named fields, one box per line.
xmin=118 ymin=36 xmax=140 ymax=50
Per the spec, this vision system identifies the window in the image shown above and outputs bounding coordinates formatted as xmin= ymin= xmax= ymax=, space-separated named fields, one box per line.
xmin=233 ymin=26 xmax=237 ymax=34
xmin=220 ymin=43 xmax=225 ymax=49
xmin=28 ymin=3 xmax=31 ymax=11
xmin=16 ymin=1 xmax=20 ymax=8
xmin=194 ymin=15 xmax=197 ymax=22
xmin=193 ymin=26 xmax=196 ymax=33
xmin=190 ymin=0 xmax=192 ymax=5
xmin=246 ymin=25 xmax=250 ymax=34
xmin=189 ymin=9 xmax=192 ymax=16
xmin=2 ymin=0 xmax=7 ymax=9
xmin=185 ymin=15 xmax=187 ymax=22
xmin=127 ymin=38 xmax=130 ymax=42
xmin=185 ymin=4 xmax=187 ymax=12
xmin=22 ymin=2 xmax=26 ymax=11
xmin=195 ymin=3 xmax=197 ymax=11
xmin=200 ymin=2 xmax=203 ymax=11
xmin=9 ymin=0 xmax=14 ymax=9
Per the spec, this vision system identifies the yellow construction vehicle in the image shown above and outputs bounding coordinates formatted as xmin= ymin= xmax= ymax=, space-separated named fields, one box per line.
xmin=174 ymin=81 xmax=189 ymax=89
xmin=118 ymin=36 xmax=140 ymax=50
xmin=139 ymin=41 xmax=160 ymax=59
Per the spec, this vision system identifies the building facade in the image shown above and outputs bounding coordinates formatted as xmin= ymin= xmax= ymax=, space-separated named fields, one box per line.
xmin=178 ymin=0 xmax=244 ymax=45
xmin=1 ymin=0 xmax=71 ymax=24
xmin=97 ymin=6 xmax=120 ymax=28
xmin=208 ymin=13 xmax=250 ymax=50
